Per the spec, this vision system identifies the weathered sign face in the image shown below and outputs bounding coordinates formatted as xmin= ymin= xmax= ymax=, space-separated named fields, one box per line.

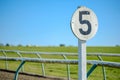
xmin=71 ymin=6 xmax=98 ymax=41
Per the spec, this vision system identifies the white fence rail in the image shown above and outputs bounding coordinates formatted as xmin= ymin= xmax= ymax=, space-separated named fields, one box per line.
xmin=0 ymin=57 xmax=120 ymax=68
xmin=0 ymin=49 xmax=120 ymax=56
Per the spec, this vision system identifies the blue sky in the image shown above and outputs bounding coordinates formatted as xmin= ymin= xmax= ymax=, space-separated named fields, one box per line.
xmin=0 ymin=0 xmax=120 ymax=46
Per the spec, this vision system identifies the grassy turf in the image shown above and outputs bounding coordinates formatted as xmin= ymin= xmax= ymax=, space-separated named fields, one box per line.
xmin=0 ymin=46 xmax=120 ymax=80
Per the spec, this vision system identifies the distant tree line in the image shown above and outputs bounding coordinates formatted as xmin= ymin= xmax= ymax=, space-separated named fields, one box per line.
xmin=116 ymin=45 xmax=119 ymax=47
xmin=59 ymin=44 xmax=65 ymax=47
xmin=0 ymin=43 xmax=4 ymax=46
xmin=0 ymin=43 xmax=119 ymax=47
xmin=0 ymin=43 xmax=10 ymax=46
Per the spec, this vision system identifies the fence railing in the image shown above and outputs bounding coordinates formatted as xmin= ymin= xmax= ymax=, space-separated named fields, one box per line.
xmin=0 ymin=49 xmax=120 ymax=80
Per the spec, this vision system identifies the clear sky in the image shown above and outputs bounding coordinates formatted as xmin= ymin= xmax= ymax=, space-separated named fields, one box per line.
xmin=0 ymin=0 xmax=120 ymax=46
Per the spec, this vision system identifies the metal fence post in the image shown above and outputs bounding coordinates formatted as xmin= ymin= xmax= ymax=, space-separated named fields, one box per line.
xmin=62 ymin=54 xmax=70 ymax=80
xmin=14 ymin=60 xmax=25 ymax=80
xmin=97 ymin=55 xmax=106 ymax=80
xmin=16 ymin=51 xmax=24 ymax=72
xmin=87 ymin=64 xmax=97 ymax=77
xmin=2 ymin=50 xmax=8 ymax=70
xmin=36 ymin=53 xmax=45 ymax=76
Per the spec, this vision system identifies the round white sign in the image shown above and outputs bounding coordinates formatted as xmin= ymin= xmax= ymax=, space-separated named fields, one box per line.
xmin=71 ymin=6 xmax=98 ymax=41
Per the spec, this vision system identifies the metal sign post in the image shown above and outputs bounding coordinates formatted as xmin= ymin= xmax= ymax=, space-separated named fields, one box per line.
xmin=71 ymin=6 xmax=98 ymax=80
xmin=78 ymin=40 xmax=86 ymax=80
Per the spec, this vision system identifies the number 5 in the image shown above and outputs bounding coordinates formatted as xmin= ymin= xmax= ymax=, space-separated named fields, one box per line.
xmin=79 ymin=11 xmax=91 ymax=35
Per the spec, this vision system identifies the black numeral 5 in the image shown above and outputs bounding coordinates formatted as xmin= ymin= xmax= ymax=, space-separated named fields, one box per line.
xmin=79 ymin=11 xmax=91 ymax=35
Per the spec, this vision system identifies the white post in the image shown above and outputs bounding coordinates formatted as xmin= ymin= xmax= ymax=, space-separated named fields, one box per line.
xmin=78 ymin=39 xmax=87 ymax=80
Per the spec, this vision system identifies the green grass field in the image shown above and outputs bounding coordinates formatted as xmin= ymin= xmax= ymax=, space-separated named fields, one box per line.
xmin=0 ymin=46 xmax=120 ymax=80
